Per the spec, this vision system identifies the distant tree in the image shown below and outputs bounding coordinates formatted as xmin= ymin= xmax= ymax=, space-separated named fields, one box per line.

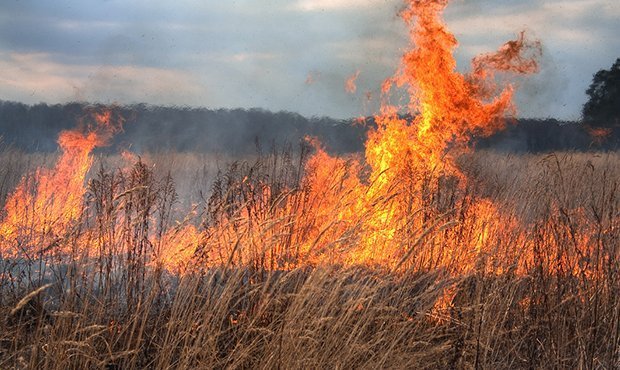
xmin=582 ymin=58 xmax=620 ymax=127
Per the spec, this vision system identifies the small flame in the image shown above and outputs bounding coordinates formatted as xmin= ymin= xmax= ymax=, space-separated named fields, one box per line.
xmin=345 ymin=70 xmax=361 ymax=94
xmin=587 ymin=126 xmax=613 ymax=145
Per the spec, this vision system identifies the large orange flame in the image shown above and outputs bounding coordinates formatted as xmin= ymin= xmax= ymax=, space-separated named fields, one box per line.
xmin=154 ymin=0 xmax=542 ymax=272
xmin=0 ymin=0 xmax=548 ymax=276
xmin=373 ymin=3 xmax=541 ymax=177
xmin=307 ymin=0 xmax=541 ymax=267
xmin=362 ymin=0 xmax=537 ymax=263
xmin=0 ymin=109 xmax=122 ymax=257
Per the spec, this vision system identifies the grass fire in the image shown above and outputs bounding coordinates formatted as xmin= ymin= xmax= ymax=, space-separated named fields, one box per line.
xmin=1 ymin=0 xmax=619 ymax=369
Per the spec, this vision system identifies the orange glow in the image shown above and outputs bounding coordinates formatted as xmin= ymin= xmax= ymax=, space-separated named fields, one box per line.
xmin=0 ymin=109 xmax=122 ymax=257
xmin=0 ymin=0 xmax=531 ymax=273
xmin=587 ymin=126 xmax=613 ymax=145
xmin=312 ymin=0 xmax=541 ymax=269
xmin=156 ymin=224 xmax=203 ymax=274
xmin=345 ymin=70 xmax=361 ymax=94
xmin=5 ymin=0 xmax=607 ymax=290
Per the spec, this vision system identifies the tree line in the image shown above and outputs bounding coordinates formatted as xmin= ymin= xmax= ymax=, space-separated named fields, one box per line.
xmin=0 ymin=58 xmax=619 ymax=154
xmin=0 ymin=100 xmax=618 ymax=155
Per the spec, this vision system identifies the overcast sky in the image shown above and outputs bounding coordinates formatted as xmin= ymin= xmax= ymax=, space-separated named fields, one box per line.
xmin=0 ymin=0 xmax=618 ymax=120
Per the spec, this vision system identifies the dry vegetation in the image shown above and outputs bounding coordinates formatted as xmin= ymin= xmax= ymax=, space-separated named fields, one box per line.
xmin=0 ymin=148 xmax=619 ymax=369
xmin=2 ymin=0 xmax=616 ymax=367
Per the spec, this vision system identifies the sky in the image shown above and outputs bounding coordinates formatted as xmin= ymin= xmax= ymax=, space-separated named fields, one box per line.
xmin=0 ymin=0 xmax=619 ymax=120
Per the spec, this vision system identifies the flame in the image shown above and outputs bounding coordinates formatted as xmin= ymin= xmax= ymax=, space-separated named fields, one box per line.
xmin=324 ymin=0 xmax=540 ymax=268
xmin=375 ymin=4 xmax=540 ymax=175
xmin=587 ymin=126 xmax=613 ymax=145
xmin=145 ymin=0 xmax=542 ymax=272
xmin=0 ymin=109 xmax=122 ymax=257
xmin=0 ymin=0 xmax=608 ymax=298
xmin=157 ymin=224 xmax=203 ymax=274
xmin=345 ymin=70 xmax=361 ymax=94
xmin=0 ymin=0 xmax=568 ymax=281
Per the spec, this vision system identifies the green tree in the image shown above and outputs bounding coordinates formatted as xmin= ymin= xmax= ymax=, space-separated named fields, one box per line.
xmin=582 ymin=58 xmax=620 ymax=127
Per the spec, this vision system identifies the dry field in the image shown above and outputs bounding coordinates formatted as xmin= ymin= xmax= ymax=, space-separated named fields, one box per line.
xmin=1 ymin=1 xmax=617 ymax=368
xmin=0 ymin=148 xmax=618 ymax=369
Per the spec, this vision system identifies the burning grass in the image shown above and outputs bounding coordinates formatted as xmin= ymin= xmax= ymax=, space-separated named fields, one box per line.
xmin=0 ymin=149 xmax=618 ymax=369
xmin=1 ymin=0 xmax=619 ymax=368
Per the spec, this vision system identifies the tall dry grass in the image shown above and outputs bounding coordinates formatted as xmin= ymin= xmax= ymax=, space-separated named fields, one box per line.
xmin=0 ymin=148 xmax=619 ymax=369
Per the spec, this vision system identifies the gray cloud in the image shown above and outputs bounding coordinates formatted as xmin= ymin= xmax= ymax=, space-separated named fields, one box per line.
xmin=0 ymin=0 xmax=618 ymax=120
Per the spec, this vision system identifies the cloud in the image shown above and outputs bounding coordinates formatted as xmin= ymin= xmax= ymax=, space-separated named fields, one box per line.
xmin=0 ymin=52 xmax=205 ymax=106
xmin=447 ymin=1 xmax=617 ymax=46
xmin=291 ymin=0 xmax=387 ymax=11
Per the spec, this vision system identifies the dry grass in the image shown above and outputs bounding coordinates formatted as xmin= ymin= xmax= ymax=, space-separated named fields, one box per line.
xmin=0 ymin=148 xmax=619 ymax=369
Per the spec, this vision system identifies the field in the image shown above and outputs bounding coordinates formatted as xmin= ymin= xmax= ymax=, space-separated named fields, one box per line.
xmin=0 ymin=147 xmax=618 ymax=369
xmin=1 ymin=1 xmax=618 ymax=368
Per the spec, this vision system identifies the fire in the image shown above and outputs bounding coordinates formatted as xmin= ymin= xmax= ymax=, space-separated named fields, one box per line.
xmin=321 ymin=0 xmax=541 ymax=268
xmin=0 ymin=109 xmax=122 ymax=257
xmin=0 ymin=0 xmax=548 ymax=277
xmin=157 ymin=224 xmax=203 ymax=274
xmin=375 ymin=4 xmax=541 ymax=175
xmin=587 ymin=126 xmax=613 ymax=145
xmin=345 ymin=70 xmax=361 ymax=94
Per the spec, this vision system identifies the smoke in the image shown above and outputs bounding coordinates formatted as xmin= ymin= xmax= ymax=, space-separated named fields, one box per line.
xmin=0 ymin=102 xmax=368 ymax=155
xmin=513 ymin=42 xmax=571 ymax=120
xmin=2 ymin=101 xmax=615 ymax=160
